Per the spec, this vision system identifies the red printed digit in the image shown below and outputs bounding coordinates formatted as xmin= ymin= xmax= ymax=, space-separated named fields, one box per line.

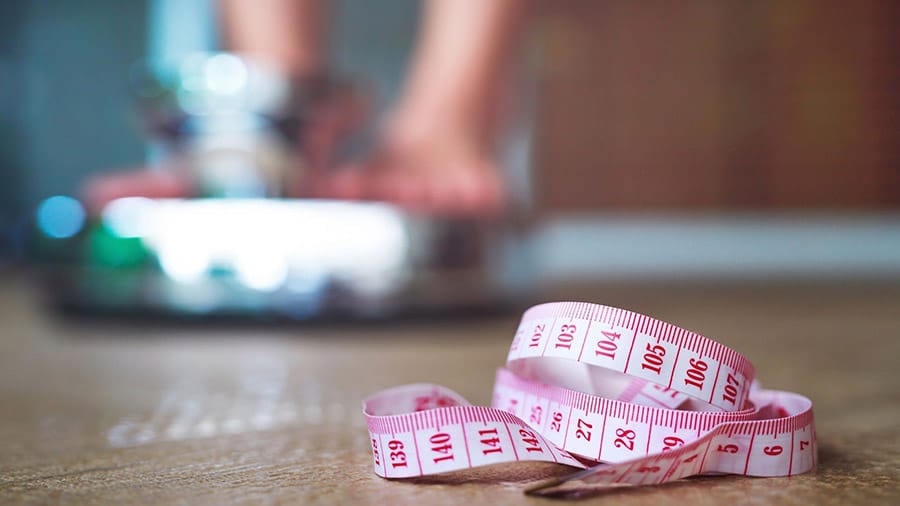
xmin=595 ymin=330 xmax=620 ymax=360
xmin=529 ymin=324 xmax=546 ymax=348
xmin=652 ymin=383 xmax=680 ymax=399
xmin=684 ymin=358 xmax=708 ymax=389
xmin=550 ymin=411 xmax=563 ymax=432
xmin=661 ymin=435 xmax=684 ymax=451
xmin=478 ymin=428 xmax=502 ymax=455
xmin=614 ymin=428 xmax=636 ymax=450
xmin=529 ymin=405 xmax=543 ymax=426
xmin=641 ymin=343 xmax=666 ymax=374
xmin=372 ymin=438 xmax=381 ymax=466
xmin=575 ymin=418 xmax=593 ymax=441
xmin=519 ymin=428 xmax=543 ymax=453
xmin=717 ymin=444 xmax=738 ymax=454
xmin=763 ymin=445 xmax=783 ymax=456
xmin=722 ymin=373 xmax=740 ymax=404
xmin=555 ymin=323 xmax=577 ymax=350
xmin=800 ymin=440 xmax=809 ymax=450
xmin=388 ymin=439 xmax=408 ymax=468
xmin=430 ymin=432 xmax=454 ymax=464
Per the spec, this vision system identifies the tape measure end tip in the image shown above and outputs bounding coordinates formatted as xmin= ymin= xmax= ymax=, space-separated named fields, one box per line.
xmin=524 ymin=477 xmax=563 ymax=496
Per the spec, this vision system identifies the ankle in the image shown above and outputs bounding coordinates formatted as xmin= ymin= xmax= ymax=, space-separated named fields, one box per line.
xmin=385 ymin=97 xmax=497 ymax=155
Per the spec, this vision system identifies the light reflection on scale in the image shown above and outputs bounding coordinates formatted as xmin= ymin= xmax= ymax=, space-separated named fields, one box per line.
xmin=104 ymin=197 xmax=410 ymax=295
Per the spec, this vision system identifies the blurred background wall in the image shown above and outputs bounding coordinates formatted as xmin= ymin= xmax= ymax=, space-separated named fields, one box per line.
xmin=534 ymin=0 xmax=897 ymax=212
xmin=0 ymin=0 xmax=149 ymax=255
xmin=1 ymin=0 xmax=897 ymax=264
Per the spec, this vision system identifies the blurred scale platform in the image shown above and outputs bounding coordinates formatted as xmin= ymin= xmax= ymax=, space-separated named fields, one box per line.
xmin=31 ymin=198 xmax=530 ymax=321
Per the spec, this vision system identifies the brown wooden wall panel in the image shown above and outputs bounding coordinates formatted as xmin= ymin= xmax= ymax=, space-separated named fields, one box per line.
xmin=532 ymin=0 xmax=897 ymax=212
xmin=763 ymin=0 xmax=895 ymax=209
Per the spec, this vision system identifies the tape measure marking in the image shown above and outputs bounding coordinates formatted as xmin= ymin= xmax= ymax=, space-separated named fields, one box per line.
xmin=363 ymin=302 xmax=816 ymax=495
xmin=512 ymin=302 xmax=755 ymax=410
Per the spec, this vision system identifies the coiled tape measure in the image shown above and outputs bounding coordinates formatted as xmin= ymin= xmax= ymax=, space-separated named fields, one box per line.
xmin=363 ymin=302 xmax=816 ymax=496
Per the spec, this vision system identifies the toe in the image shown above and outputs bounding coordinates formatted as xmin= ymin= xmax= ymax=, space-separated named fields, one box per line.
xmin=82 ymin=169 xmax=189 ymax=215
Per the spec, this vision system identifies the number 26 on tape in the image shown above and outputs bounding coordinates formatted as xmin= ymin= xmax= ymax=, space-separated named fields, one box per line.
xmin=549 ymin=411 xmax=564 ymax=433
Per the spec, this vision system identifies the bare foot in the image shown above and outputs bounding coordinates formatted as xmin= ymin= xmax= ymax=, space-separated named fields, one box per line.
xmin=80 ymin=99 xmax=506 ymax=217
xmin=82 ymin=85 xmax=367 ymax=215
xmin=315 ymin=112 xmax=506 ymax=216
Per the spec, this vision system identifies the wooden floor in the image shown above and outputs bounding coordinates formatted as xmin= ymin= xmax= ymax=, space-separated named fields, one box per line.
xmin=0 ymin=277 xmax=898 ymax=505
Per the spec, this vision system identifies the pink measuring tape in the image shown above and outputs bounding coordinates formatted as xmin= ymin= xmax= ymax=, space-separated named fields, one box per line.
xmin=363 ymin=302 xmax=816 ymax=496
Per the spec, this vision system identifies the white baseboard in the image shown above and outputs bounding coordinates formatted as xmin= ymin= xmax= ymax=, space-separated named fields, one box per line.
xmin=530 ymin=214 xmax=900 ymax=280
